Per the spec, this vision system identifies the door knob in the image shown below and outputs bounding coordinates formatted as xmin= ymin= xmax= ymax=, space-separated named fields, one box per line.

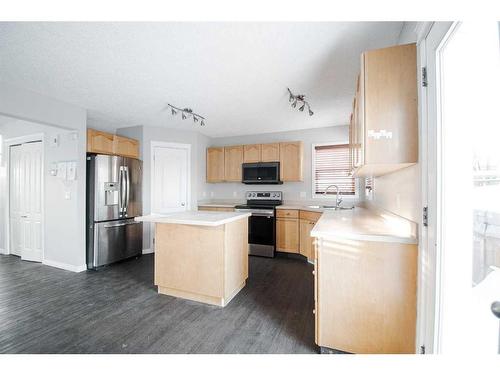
xmin=491 ymin=301 xmax=500 ymax=319
xmin=21 ymin=215 xmax=28 ymax=218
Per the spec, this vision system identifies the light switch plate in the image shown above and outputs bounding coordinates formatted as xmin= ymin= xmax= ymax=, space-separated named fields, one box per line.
xmin=64 ymin=191 xmax=71 ymax=200
xmin=300 ymin=191 xmax=306 ymax=198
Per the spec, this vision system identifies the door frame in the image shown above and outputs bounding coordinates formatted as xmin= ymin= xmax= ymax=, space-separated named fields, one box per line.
xmin=418 ymin=21 xmax=457 ymax=354
xmin=3 ymin=133 xmax=45 ymax=261
xmin=149 ymin=141 xmax=192 ymax=251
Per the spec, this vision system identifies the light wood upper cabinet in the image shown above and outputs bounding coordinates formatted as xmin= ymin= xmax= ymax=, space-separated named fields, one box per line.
xmin=261 ymin=143 xmax=280 ymax=162
xmin=113 ymin=135 xmax=139 ymax=159
xmin=87 ymin=129 xmax=114 ymax=155
xmin=206 ymin=147 xmax=225 ymax=182
xmin=350 ymin=43 xmax=417 ymax=177
xmin=205 ymin=141 xmax=302 ymax=183
xmin=224 ymin=146 xmax=244 ymax=182
xmin=243 ymin=144 xmax=261 ymax=163
xmin=87 ymin=129 xmax=139 ymax=158
xmin=276 ymin=217 xmax=299 ymax=253
xmin=280 ymin=141 xmax=303 ymax=181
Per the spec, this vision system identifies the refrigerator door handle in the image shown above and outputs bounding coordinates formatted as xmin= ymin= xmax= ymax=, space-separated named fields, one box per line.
xmin=125 ymin=166 xmax=130 ymax=215
xmin=119 ymin=166 xmax=126 ymax=216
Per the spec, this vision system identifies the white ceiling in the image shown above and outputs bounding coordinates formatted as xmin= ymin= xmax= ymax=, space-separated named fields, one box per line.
xmin=0 ymin=22 xmax=403 ymax=137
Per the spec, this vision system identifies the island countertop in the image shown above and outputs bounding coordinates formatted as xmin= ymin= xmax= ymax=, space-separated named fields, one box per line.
xmin=310 ymin=206 xmax=418 ymax=244
xmin=135 ymin=211 xmax=251 ymax=227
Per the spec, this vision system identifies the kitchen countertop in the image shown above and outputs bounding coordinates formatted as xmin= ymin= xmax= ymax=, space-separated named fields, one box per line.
xmin=310 ymin=206 xmax=418 ymax=244
xmin=135 ymin=211 xmax=251 ymax=227
xmin=197 ymin=203 xmax=240 ymax=208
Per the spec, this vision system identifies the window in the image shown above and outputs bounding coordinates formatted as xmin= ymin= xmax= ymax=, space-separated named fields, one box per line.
xmin=312 ymin=143 xmax=356 ymax=197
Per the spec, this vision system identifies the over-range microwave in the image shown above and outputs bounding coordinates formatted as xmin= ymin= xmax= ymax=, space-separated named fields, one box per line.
xmin=242 ymin=162 xmax=283 ymax=184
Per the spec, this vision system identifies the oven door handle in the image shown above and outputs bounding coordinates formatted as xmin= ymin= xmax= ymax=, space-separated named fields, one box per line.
xmin=248 ymin=212 xmax=274 ymax=217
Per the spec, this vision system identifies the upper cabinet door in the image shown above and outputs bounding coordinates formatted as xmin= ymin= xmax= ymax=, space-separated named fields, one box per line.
xmin=261 ymin=143 xmax=280 ymax=162
xmin=279 ymin=141 xmax=303 ymax=182
xmin=206 ymin=147 xmax=225 ymax=182
xmin=87 ymin=129 xmax=114 ymax=155
xmin=113 ymin=135 xmax=140 ymax=159
xmin=243 ymin=144 xmax=261 ymax=163
xmin=363 ymin=43 xmax=417 ymax=166
xmin=224 ymin=146 xmax=244 ymax=182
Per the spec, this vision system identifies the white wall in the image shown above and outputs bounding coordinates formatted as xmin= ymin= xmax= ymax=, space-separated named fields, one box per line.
xmin=0 ymin=83 xmax=87 ymax=271
xmin=205 ymin=125 xmax=355 ymax=203
xmin=370 ymin=24 xmax=421 ymax=222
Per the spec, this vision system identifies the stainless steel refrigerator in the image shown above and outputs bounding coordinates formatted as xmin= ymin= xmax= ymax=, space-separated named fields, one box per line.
xmin=86 ymin=154 xmax=143 ymax=269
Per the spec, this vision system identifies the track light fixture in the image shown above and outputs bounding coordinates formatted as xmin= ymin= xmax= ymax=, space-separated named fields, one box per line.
xmin=167 ymin=104 xmax=206 ymax=126
xmin=287 ymin=88 xmax=314 ymax=116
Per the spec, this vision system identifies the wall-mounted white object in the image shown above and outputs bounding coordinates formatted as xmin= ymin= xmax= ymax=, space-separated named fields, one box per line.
xmin=367 ymin=129 xmax=393 ymax=140
xmin=57 ymin=162 xmax=67 ymax=180
xmin=50 ymin=162 xmax=58 ymax=176
xmin=67 ymin=161 xmax=77 ymax=181
xmin=50 ymin=135 xmax=60 ymax=147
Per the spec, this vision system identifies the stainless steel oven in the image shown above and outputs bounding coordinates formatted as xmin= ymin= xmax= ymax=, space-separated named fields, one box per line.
xmin=235 ymin=191 xmax=282 ymax=258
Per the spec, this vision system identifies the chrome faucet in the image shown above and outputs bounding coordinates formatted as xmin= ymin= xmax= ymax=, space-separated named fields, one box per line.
xmin=324 ymin=184 xmax=343 ymax=209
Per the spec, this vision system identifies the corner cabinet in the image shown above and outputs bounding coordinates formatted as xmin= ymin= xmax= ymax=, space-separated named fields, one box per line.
xmin=350 ymin=43 xmax=418 ymax=177
xmin=206 ymin=147 xmax=225 ymax=182
xmin=87 ymin=129 xmax=139 ymax=159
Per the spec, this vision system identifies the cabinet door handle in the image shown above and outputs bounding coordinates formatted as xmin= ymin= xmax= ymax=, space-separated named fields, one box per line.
xmin=312 ymin=270 xmax=315 ymax=275
xmin=313 ymin=309 xmax=316 ymax=315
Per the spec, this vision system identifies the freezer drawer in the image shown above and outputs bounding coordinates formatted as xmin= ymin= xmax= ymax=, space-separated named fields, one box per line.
xmin=88 ymin=219 xmax=143 ymax=269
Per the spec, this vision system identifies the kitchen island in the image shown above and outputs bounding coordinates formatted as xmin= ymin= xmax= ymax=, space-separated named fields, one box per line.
xmin=135 ymin=211 xmax=251 ymax=307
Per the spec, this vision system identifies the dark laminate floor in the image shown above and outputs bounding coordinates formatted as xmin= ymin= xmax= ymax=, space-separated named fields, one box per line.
xmin=0 ymin=253 xmax=316 ymax=354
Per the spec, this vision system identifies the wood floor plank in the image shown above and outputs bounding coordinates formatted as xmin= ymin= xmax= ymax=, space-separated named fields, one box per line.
xmin=0 ymin=253 xmax=316 ymax=354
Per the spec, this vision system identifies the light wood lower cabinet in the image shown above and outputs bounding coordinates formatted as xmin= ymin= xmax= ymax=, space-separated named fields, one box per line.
xmin=276 ymin=217 xmax=299 ymax=253
xmin=315 ymin=237 xmax=417 ymax=353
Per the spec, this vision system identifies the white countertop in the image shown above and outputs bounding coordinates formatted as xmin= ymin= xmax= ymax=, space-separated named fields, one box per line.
xmin=197 ymin=203 xmax=239 ymax=208
xmin=310 ymin=206 xmax=418 ymax=244
xmin=135 ymin=211 xmax=251 ymax=227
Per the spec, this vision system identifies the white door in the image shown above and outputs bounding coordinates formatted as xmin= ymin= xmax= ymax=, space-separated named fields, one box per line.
xmin=151 ymin=143 xmax=190 ymax=214
xmin=9 ymin=141 xmax=43 ymax=262
xmin=425 ymin=21 xmax=500 ymax=354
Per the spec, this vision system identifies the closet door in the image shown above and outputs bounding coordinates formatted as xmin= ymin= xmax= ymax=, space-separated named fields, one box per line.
xmin=9 ymin=142 xmax=43 ymax=262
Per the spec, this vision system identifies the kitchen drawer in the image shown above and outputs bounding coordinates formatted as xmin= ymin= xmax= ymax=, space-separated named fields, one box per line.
xmin=276 ymin=209 xmax=299 ymax=219
xmin=299 ymin=210 xmax=322 ymax=222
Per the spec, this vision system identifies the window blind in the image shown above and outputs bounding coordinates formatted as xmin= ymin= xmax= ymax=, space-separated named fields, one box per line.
xmin=314 ymin=144 xmax=355 ymax=195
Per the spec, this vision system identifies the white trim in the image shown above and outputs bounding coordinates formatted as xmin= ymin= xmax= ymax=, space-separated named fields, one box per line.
xmin=311 ymin=141 xmax=359 ymax=200
xmin=4 ymin=133 xmax=45 ymax=262
xmin=417 ymin=21 xmax=455 ymax=354
xmin=42 ymin=259 xmax=86 ymax=273
xmin=142 ymin=248 xmax=154 ymax=255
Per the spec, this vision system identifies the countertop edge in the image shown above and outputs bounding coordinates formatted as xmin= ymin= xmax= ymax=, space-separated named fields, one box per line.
xmin=135 ymin=213 xmax=251 ymax=227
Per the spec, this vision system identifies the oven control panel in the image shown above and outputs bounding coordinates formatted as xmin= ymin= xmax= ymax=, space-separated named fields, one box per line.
xmin=245 ymin=191 xmax=282 ymax=200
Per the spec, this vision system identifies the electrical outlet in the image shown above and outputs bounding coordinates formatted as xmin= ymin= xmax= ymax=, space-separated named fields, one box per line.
xmin=64 ymin=191 xmax=71 ymax=200
xmin=300 ymin=191 xmax=306 ymax=199
xmin=202 ymin=191 xmax=207 ymax=197
xmin=233 ymin=191 xmax=237 ymax=197
xmin=210 ymin=191 xmax=214 ymax=198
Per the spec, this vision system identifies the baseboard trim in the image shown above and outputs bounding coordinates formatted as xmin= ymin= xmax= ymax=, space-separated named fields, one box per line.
xmin=42 ymin=259 xmax=87 ymax=273
xmin=142 ymin=248 xmax=154 ymax=254
xmin=0 ymin=248 xmax=6 ymax=255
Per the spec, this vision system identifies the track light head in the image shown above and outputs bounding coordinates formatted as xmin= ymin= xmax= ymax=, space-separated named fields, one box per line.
xmin=299 ymin=104 xmax=305 ymax=112
xmin=193 ymin=116 xmax=199 ymax=122
xmin=291 ymin=100 xmax=297 ymax=108
xmin=171 ymin=108 xmax=177 ymax=115
xmin=201 ymin=120 xmax=205 ymax=126
xmin=182 ymin=113 xmax=187 ymax=120
xmin=308 ymin=109 xmax=314 ymax=116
